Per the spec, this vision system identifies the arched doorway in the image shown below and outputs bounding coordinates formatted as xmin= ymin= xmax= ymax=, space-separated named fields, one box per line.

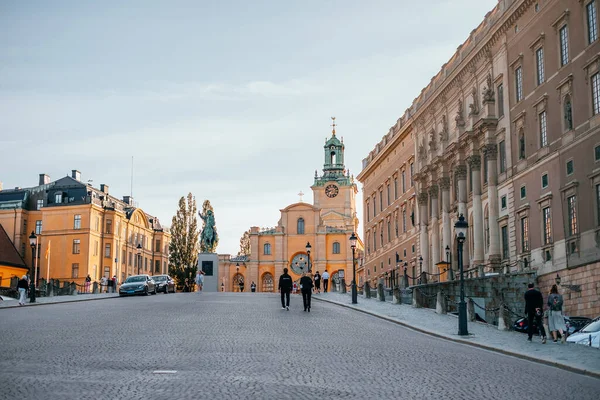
xmin=261 ymin=273 xmax=274 ymax=292
xmin=331 ymin=271 xmax=339 ymax=292
xmin=233 ymin=273 xmax=244 ymax=292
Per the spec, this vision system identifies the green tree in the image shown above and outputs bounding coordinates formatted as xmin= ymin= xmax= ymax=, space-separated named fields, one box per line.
xmin=238 ymin=229 xmax=251 ymax=256
xmin=168 ymin=193 xmax=199 ymax=289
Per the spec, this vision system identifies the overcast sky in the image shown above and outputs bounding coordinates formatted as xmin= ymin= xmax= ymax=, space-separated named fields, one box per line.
xmin=0 ymin=0 xmax=497 ymax=255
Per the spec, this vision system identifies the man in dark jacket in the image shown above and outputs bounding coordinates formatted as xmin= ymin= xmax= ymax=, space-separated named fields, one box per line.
xmin=524 ymin=283 xmax=546 ymax=343
xmin=278 ymin=268 xmax=293 ymax=310
xmin=300 ymin=273 xmax=314 ymax=312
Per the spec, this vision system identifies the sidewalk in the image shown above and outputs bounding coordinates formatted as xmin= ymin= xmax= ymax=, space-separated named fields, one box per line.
xmin=0 ymin=292 xmax=119 ymax=308
xmin=314 ymin=291 xmax=600 ymax=378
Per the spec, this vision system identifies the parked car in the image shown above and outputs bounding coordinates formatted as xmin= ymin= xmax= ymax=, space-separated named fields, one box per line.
xmin=151 ymin=275 xmax=176 ymax=294
xmin=119 ymin=275 xmax=156 ymax=296
xmin=513 ymin=315 xmax=592 ymax=336
xmin=566 ymin=317 xmax=600 ymax=348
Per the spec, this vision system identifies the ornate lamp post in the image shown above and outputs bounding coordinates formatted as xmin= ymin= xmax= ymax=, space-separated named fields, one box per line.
xmin=349 ymin=232 xmax=358 ymax=304
xmin=136 ymin=243 xmax=142 ymax=275
xmin=28 ymin=231 xmax=38 ymax=303
xmin=455 ymin=214 xmax=469 ymax=336
xmin=446 ymin=245 xmax=454 ymax=280
xmin=305 ymin=242 xmax=312 ymax=273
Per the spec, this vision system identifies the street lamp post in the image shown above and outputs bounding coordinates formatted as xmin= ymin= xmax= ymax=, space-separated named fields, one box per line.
xmin=446 ymin=245 xmax=454 ymax=281
xmin=403 ymin=261 xmax=408 ymax=287
xmin=28 ymin=231 xmax=38 ymax=303
xmin=136 ymin=243 xmax=142 ymax=275
xmin=305 ymin=242 xmax=312 ymax=273
xmin=349 ymin=232 xmax=358 ymax=304
xmin=455 ymin=214 xmax=469 ymax=336
xmin=418 ymin=256 xmax=424 ymax=284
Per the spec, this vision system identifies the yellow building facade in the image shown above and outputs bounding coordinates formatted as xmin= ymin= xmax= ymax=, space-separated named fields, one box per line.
xmin=219 ymin=126 xmax=364 ymax=292
xmin=0 ymin=171 xmax=170 ymax=286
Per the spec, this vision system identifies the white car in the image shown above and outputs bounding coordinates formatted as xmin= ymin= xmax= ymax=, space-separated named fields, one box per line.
xmin=566 ymin=317 xmax=600 ymax=348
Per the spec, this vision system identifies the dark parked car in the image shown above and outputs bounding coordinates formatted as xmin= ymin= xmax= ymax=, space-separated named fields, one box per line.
xmin=151 ymin=275 xmax=176 ymax=294
xmin=119 ymin=275 xmax=156 ymax=296
xmin=513 ymin=315 xmax=592 ymax=336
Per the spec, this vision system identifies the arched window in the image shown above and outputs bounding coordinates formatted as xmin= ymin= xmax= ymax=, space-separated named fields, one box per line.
xmin=564 ymin=95 xmax=573 ymax=131
xmin=261 ymin=273 xmax=274 ymax=292
xmin=331 ymin=151 xmax=337 ymax=165
xmin=263 ymin=243 xmax=271 ymax=255
xmin=297 ymin=218 xmax=305 ymax=234
xmin=332 ymin=242 xmax=340 ymax=254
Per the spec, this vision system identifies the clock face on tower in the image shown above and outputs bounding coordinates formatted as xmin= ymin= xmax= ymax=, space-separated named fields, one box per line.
xmin=325 ymin=184 xmax=339 ymax=198
xmin=290 ymin=253 xmax=308 ymax=275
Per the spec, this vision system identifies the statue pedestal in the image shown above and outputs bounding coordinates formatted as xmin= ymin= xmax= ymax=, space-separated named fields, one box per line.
xmin=197 ymin=253 xmax=220 ymax=292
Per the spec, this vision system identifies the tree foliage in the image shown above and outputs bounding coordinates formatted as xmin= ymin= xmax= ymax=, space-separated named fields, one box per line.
xmin=238 ymin=229 xmax=251 ymax=256
xmin=168 ymin=193 xmax=199 ymax=287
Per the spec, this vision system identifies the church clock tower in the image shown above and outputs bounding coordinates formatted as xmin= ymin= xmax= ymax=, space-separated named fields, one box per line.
xmin=312 ymin=118 xmax=358 ymax=231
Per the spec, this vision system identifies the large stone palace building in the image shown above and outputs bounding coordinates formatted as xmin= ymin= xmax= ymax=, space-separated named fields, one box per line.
xmin=218 ymin=124 xmax=363 ymax=292
xmin=0 ymin=170 xmax=170 ymax=286
xmin=358 ymin=0 xmax=600 ymax=317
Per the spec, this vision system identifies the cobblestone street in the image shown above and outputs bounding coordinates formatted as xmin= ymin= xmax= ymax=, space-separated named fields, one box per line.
xmin=0 ymin=292 xmax=598 ymax=400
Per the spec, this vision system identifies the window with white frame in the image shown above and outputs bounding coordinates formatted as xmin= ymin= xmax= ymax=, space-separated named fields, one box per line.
xmin=520 ymin=185 xmax=527 ymax=199
xmin=566 ymin=160 xmax=574 ymax=176
xmin=35 ymin=220 xmax=42 ymax=235
xmin=55 ymin=193 xmax=62 ymax=204
xmin=536 ymin=48 xmax=545 ymax=85
xmin=104 ymin=243 xmax=111 ymax=258
xmin=74 ymin=214 xmax=81 ymax=229
xmin=332 ymin=241 xmax=341 ymax=255
xmin=559 ymin=25 xmax=569 ymax=66
xmin=73 ymin=239 xmax=81 ymax=254
xmin=542 ymin=173 xmax=549 ymax=188
xmin=592 ymin=72 xmax=600 ymax=115
xmin=587 ymin=0 xmax=598 ymax=44
xmin=543 ymin=207 xmax=552 ymax=245
xmin=297 ymin=218 xmax=305 ymax=234
xmin=37 ymin=199 xmax=43 ymax=210
xmin=539 ymin=111 xmax=548 ymax=147
xmin=567 ymin=195 xmax=578 ymax=236
xmin=515 ymin=66 xmax=523 ymax=102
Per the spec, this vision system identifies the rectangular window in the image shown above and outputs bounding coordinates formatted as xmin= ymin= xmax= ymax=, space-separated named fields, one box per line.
xmin=155 ymin=240 xmax=161 ymax=252
xmin=501 ymin=225 xmax=509 ymax=260
xmin=521 ymin=217 xmax=529 ymax=252
xmin=536 ymin=48 xmax=545 ymax=85
xmin=542 ymin=173 xmax=549 ymax=188
xmin=539 ymin=111 xmax=547 ymax=147
xmin=596 ymin=145 xmax=600 ymax=161
xmin=520 ymin=186 xmax=526 ymax=199
xmin=128 ymin=251 xmax=132 ymax=266
xmin=394 ymin=178 xmax=398 ymax=199
xmin=409 ymin=163 xmax=414 ymax=187
xmin=497 ymin=84 xmax=504 ymax=117
xmin=515 ymin=66 xmax=523 ymax=102
xmin=543 ymin=207 xmax=552 ymax=245
xmin=366 ymin=202 xmax=370 ymax=222
xmin=379 ymin=190 xmax=383 ymax=211
xmin=559 ymin=25 xmax=569 ymax=66
xmin=568 ymin=195 xmax=578 ymax=236
xmin=402 ymin=209 xmax=407 ymax=233
xmin=566 ymin=160 xmax=574 ymax=176
xmin=499 ymin=141 xmax=506 ymax=173
xmin=501 ymin=195 xmax=507 ymax=210
xmin=35 ymin=220 xmax=42 ymax=235
xmin=74 ymin=214 xmax=81 ymax=229
xmin=121 ymin=249 xmax=125 ymax=265
xmin=105 ymin=219 xmax=112 ymax=234
xmin=592 ymin=73 xmax=600 ymax=115
xmin=401 ymin=171 xmax=406 ymax=193
xmin=386 ymin=184 xmax=390 ymax=206
xmin=55 ymin=193 xmax=63 ymax=204
xmin=588 ymin=1 xmax=598 ymax=43
xmin=105 ymin=243 xmax=111 ymax=258
xmin=37 ymin=199 xmax=43 ymax=210
xmin=73 ymin=239 xmax=81 ymax=254
xmin=71 ymin=263 xmax=79 ymax=279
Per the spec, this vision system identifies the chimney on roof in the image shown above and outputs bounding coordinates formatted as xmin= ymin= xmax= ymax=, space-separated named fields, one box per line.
xmin=100 ymin=184 xmax=109 ymax=194
xmin=123 ymin=195 xmax=133 ymax=206
xmin=39 ymin=174 xmax=51 ymax=186
xmin=71 ymin=170 xmax=81 ymax=181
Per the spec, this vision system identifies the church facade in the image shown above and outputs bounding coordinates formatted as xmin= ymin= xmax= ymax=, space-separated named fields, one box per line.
xmin=218 ymin=124 xmax=363 ymax=292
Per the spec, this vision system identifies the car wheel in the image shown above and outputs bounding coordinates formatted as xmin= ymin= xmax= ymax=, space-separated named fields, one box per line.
xmin=164 ymin=286 xmax=168 ymax=294
xmin=153 ymin=287 xmax=157 ymax=295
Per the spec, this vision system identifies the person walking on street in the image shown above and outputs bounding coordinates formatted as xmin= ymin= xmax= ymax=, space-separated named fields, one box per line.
xmin=85 ymin=275 xmax=91 ymax=293
xmin=322 ymin=270 xmax=330 ymax=293
xmin=112 ymin=275 xmax=118 ymax=293
xmin=524 ymin=283 xmax=546 ymax=343
xmin=17 ymin=275 xmax=28 ymax=306
xmin=300 ymin=272 xmax=314 ymax=312
xmin=107 ymin=276 xmax=114 ymax=293
xmin=250 ymin=281 xmax=256 ymax=292
xmin=313 ymin=271 xmax=321 ymax=294
xmin=547 ymin=285 xmax=567 ymax=343
xmin=100 ymin=276 xmax=108 ymax=293
xmin=278 ymin=268 xmax=293 ymax=310
xmin=195 ymin=270 xmax=204 ymax=293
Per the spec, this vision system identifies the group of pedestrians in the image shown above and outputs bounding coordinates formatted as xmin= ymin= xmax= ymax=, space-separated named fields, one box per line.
xmin=524 ymin=283 xmax=568 ymax=344
xmin=99 ymin=275 xmax=119 ymax=293
xmin=278 ymin=268 xmax=332 ymax=312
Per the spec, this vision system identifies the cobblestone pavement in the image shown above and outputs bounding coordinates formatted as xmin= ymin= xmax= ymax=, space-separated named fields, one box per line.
xmin=316 ymin=292 xmax=600 ymax=377
xmin=0 ymin=292 xmax=598 ymax=400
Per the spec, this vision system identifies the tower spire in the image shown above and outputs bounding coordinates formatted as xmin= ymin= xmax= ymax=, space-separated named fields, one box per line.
xmin=331 ymin=116 xmax=336 ymax=136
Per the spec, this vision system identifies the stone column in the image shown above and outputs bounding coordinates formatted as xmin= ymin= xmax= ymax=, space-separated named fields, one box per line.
xmin=439 ymin=177 xmax=452 ymax=261
xmin=468 ymin=154 xmax=484 ymax=265
xmin=429 ymin=185 xmax=440 ymax=270
xmin=418 ymin=191 xmax=429 ymax=275
xmin=484 ymin=144 xmax=501 ymax=266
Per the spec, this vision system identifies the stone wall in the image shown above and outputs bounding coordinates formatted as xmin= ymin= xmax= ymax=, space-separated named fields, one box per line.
xmin=537 ymin=262 xmax=600 ymax=319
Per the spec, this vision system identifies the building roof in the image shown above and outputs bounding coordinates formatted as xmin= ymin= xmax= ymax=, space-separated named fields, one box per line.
xmin=0 ymin=223 xmax=28 ymax=270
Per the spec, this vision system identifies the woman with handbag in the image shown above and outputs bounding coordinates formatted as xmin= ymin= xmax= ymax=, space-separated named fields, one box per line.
xmin=547 ymin=285 xmax=567 ymax=343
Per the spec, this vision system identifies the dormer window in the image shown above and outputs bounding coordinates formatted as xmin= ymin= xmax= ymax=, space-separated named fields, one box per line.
xmin=55 ymin=193 xmax=63 ymax=204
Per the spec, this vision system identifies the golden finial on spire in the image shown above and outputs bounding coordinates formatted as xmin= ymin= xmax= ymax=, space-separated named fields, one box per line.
xmin=331 ymin=116 xmax=336 ymax=135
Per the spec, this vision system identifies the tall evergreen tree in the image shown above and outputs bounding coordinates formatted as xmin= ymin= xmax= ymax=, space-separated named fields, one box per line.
xmin=238 ymin=229 xmax=251 ymax=256
xmin=168 ymin=193 xmax=199 ymax=289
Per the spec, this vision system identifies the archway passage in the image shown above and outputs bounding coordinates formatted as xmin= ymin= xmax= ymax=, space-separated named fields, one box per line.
xmin=261 ymin=273 xmax=274 ymax=292
xmin=233 ymin=273 xmax=244 ymax=292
